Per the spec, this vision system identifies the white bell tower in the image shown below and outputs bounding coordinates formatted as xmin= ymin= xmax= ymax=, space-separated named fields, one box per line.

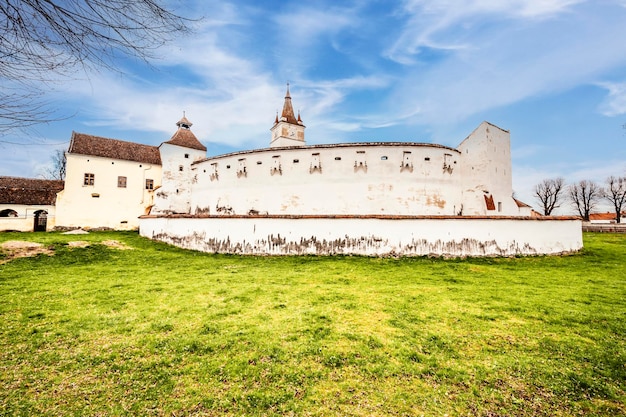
xmin=270 ymin=84 xmax=305 ymax=147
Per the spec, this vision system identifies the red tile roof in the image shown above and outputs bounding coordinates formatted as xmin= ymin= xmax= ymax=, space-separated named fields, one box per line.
xmin=0 ymin=176 xmax=64 ymax=205
xmin=588 ymin=212 xmax=619 ymax=221
xmin=163 ymin=127 xmax=207 ymax=151
xmin=69 ymin=132 xmax=162 ymax=165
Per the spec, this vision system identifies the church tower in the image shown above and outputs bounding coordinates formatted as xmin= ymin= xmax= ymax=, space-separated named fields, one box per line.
xmin=270 ymin=84 xmax=305 ymax=147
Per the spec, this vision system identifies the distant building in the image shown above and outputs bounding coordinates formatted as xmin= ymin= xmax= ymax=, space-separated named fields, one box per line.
xmin=588 ymin=211 xmax=624 ymax=224
xmin=0 ymin=177 xmax=64 ymax=231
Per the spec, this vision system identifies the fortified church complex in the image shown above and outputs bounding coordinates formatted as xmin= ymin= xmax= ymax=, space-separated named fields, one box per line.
xmin=0 ymin=87 xmax=582 ymax=256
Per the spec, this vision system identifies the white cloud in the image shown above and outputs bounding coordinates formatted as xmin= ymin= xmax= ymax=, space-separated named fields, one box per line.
xmin=387 ymin=0 xmax=585 ymax=64
xmin=597 ymin=82 xmax=626 ymax=116
xmin=383 ymin=1 xmax=626 ymax=126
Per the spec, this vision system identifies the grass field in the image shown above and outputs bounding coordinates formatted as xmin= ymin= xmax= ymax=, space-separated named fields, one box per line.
xmin=0 ymin=231 xmax=624 ymax=416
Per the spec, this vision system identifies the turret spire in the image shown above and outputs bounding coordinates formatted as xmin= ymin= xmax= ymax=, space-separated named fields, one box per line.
xmin=280 ymin=83 xmax=298 ymax=124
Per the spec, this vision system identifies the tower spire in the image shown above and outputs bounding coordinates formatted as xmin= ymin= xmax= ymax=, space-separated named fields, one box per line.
xmin=280 ymin=83 xmax=298 ymax=124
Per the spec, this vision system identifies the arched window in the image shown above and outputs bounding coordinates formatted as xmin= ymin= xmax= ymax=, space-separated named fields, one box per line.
xmin=0 ymin=209 xmax=18 ymax=217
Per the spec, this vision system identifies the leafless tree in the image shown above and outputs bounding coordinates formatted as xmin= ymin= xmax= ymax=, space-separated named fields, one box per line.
xmin=568 ymin=180 xmax=602 ymax=221
xmin=533 ymin=177 xmax=564 ymax=215
xmin=41 ymin=149 xmax=67 ymax=181
xmin=1 ymin=0 xmax=192 ymax=135
xmin=605 ymin=176 xmax=626 ymax=223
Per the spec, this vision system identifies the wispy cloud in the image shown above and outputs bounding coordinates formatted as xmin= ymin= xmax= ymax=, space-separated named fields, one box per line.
xmin=597 ymin=82 xmax=626 ymax=116
xmin=384 ymin=1 xmax=626 ymax=126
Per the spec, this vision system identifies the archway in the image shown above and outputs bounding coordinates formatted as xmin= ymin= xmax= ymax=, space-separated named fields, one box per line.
xmin=34 ymin=210 xmax=48 ymax=232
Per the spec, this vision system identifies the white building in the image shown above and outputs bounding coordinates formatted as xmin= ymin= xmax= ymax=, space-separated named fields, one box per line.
xmin=141 ymin=87 xmax=582 ymax=257
xmin=55 ymin=115 xmax=205 ymax=230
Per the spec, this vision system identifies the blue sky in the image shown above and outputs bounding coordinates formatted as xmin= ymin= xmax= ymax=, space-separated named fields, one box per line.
xmin=1 ymin=0 xmax=626 ymax=213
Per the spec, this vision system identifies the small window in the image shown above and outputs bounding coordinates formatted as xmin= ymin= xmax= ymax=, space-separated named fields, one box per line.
xmin=257 ymin=161 xmax=263 ymax=165
xmin=335 ymin=157 xmax=341 ymax=161
xmin=226 ymin=165 xmax=231 ymax=169
xmin=145 ymin=179 xmax=154 ymax=190
xmin=185 ymin=153 xmax=189 ymax=159
xmin=179 ymin=165 xmax=184 ymax=172
xmin=381 ymin=156 xmax=388 ymax=160
xmin=424 ymin=157 xmax=430 ymax=161
xmin=498 ymin=202 xmax=502 ymax=212
xmin=293 ymin=159 xmax=300 ymax=163
xmin=117 ymin=176 xmax=127 ymax=188
xmin=84 ymin=173 xmax=94 ymax=186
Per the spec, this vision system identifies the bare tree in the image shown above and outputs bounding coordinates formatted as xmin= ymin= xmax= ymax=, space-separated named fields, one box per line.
xmin=605 ymin=176 xmax=626 ymax=223
xmin=1 ymin=0 xmax=192 ymax=135
xmin=534 ymin=177 xmax=564 ymax=215
xmin=568 ymin=180 xmax=602 ymax=221
xmin=41 ymin=149 xmax=67 ymax=181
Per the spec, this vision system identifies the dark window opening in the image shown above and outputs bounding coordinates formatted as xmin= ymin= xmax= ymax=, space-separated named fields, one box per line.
xmin=0 ymin=209 xmax=18 ymax=217
xmin=84 ymin=173 xmax=94 ymax=186
xmin=117 ymin=176 xmax=127 ymax=188
xmin=145 ymin=179 xmax=154 ymax=190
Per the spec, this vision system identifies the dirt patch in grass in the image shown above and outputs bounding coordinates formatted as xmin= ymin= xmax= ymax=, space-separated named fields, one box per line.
xmin=101 ymin=240 xmax=132 ymax=250
xmin=0 ymin=240 xmax=53 ymax=264
xmin=1 ymin=239 xmax=132 ymax=264
xmin=68 ymin=241 xmax=90 ymax=248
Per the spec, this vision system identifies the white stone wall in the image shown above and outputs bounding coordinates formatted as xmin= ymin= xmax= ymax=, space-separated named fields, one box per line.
xmin=183 ymin=121 xmax=519 ymax=218
xmin=457 ymin=122 xmax=515 ymax=215
xmin=139 ymin=216 xmax=583 ymax=257
xmin=152 ymin=144 xmax=206 ymax=215
xmin=56 ymin=154 xmax=161 ymax=229
xmin=190 ymin=143 xmax=467 ymax=216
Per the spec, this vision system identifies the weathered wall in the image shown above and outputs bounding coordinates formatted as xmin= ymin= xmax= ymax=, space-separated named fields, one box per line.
xmin=139 ymin=215 xmax=582 ymax=257
xmin=457 ymin=122 xmax=514 ymax=215
xmin=189 ymin=143 xmax=469 ymax=216
xmin=56 ymin=154 xmax=161 ymax=229
xmin=151 ymin=143 xmax=206 ymax=215
xmin=184 ymin=122 xmax=519 ymax=218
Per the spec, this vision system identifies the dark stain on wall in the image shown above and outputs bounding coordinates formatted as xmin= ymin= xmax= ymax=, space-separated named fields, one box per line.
xmin=151 ymin=231 xmax=546 ymax=257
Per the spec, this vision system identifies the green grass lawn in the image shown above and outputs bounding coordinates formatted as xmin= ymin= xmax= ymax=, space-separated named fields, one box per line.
xmin=0 ymin=231 xmax=624 ymax=416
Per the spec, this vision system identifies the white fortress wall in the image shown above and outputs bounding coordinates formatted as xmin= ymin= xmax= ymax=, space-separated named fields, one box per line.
xmin=139 ymin=216 xmax=583 ymax=257
xmin=190 ymin=143 xmax=466 ymax=216
xmin=457 ymin=122 xmax=516 ymax=215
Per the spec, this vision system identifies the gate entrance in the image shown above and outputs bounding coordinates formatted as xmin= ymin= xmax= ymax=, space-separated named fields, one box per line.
xmin=34 ymin=210 xmax=47 ymax=232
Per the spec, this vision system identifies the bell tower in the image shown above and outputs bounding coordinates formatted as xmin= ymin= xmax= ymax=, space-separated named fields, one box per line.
xmin=270 ymin=84 xmax=305 ymax=147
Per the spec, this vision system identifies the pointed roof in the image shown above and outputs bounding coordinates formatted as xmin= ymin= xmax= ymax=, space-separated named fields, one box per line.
xmin=279 ymin=84 xmax=299 ymax=125
xmin=163 ymin=114 xmax=207 ymax=151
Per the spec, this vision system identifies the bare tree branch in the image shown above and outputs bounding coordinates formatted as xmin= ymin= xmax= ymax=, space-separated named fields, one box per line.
xmin=568 ymin=180 xmax=602 ymax=221
xmin=534 ymin=177 xmax=564 ymax=215
xmin=605 ymin=176 xmax=626 ymax=223
xmin=0 ymin=0 xmax=193 ymax=136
